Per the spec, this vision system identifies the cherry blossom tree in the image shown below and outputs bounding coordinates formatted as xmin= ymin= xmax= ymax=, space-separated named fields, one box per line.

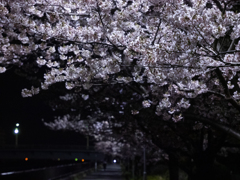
xmin=41 ymin=79 xmax=238 ymax=179
xmin=1 ymin=0 xmax=240 ymax=122
xmin=2 ymin=0 xmax=240 ymax=179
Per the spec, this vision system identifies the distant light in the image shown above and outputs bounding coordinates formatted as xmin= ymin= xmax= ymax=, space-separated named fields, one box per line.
xmin=82 ymin=159 xmax=84 ymax=162
xmin=75 ymin=158 xmax=78 ymax=161
xmin=113 ymin=159 xmax=116 ymax=163
xmin=25 ymin=157 xmax=28 ymax=161
xmin=58 ymin=158 xmax=60 ymax=161
xmin=14 ymin=128 xmax=19 ymax=134
xmin=16 ymin=123 xmax=19 ymax=127
xmin=1 ymin=172 xmax=14 ymax=176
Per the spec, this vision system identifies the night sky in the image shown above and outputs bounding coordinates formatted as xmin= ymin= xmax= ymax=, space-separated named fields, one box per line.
xmin=0 ymin=69 xmax=87 ymax=147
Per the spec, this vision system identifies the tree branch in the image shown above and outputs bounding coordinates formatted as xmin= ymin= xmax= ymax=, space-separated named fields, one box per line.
xmin=151 ymin=18 xmax=161 ymax=45
xmin=215 ymin=68 xmax=240 ymax=112
xmin=184 ymin=113 xmax=240 ymax=140
xmin=212 ymin=0 xmax=224 ymax=13
xmin=215 ymin=68 xmax=231 ymax=97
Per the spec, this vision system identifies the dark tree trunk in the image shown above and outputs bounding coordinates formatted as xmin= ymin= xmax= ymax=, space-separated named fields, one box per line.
xmin=191 ymin=148 xmax=217 ymax=180
xmin=169 ymin=153 xmax=179 ymax=180
xmin=194 ymin=160 xmax=214 ymax=180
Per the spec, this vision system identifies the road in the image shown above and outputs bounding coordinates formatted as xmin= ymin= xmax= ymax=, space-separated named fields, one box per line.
xmin=82 ymin=163 xmax=123 ymax=180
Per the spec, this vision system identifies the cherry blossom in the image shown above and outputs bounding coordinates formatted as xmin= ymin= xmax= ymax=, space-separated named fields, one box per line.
xmin=2 ymin=1 xmax=240 ymax=178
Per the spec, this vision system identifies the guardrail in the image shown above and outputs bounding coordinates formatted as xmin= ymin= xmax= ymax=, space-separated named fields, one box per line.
xmin=0 ymin=161 xmax=95 ymax=180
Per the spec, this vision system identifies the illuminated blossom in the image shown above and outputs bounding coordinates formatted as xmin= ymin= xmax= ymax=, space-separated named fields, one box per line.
xmin=142 ymin=100 xmax=151 ymax=108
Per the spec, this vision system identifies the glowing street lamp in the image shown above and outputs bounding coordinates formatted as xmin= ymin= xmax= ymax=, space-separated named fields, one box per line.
xmin=14 ymin=128 xmax=19 ymax=134
xmin=14 ymin=123 xmax=19 ymax=147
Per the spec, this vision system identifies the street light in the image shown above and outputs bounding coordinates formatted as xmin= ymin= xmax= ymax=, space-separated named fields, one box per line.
xmin=14 ymin=123 xmax=19 ymax=147
xmin=14 ymin=128 xmax=19 ymax=134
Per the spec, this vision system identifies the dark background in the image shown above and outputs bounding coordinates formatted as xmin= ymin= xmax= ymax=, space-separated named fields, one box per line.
xmin=0 ymin=69 xmax=86 ymax=146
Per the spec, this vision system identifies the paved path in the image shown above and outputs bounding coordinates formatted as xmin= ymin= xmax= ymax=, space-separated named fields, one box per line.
xmin=82 ymin=163 xmax=124 ymax=180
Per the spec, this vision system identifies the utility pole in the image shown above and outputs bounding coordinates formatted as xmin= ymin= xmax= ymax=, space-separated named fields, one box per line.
xmin=143 ymin=147 xmax=146 ymax=180
xmin=86 ymin=135 xmax=89 ymax=149
xmin=95 ymin=153 xmax=98 ymax=171
xmin=132 ymin=156 xmax=135 ymax=179
xmin=14 ymin=123 xmax=19 ymax=148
